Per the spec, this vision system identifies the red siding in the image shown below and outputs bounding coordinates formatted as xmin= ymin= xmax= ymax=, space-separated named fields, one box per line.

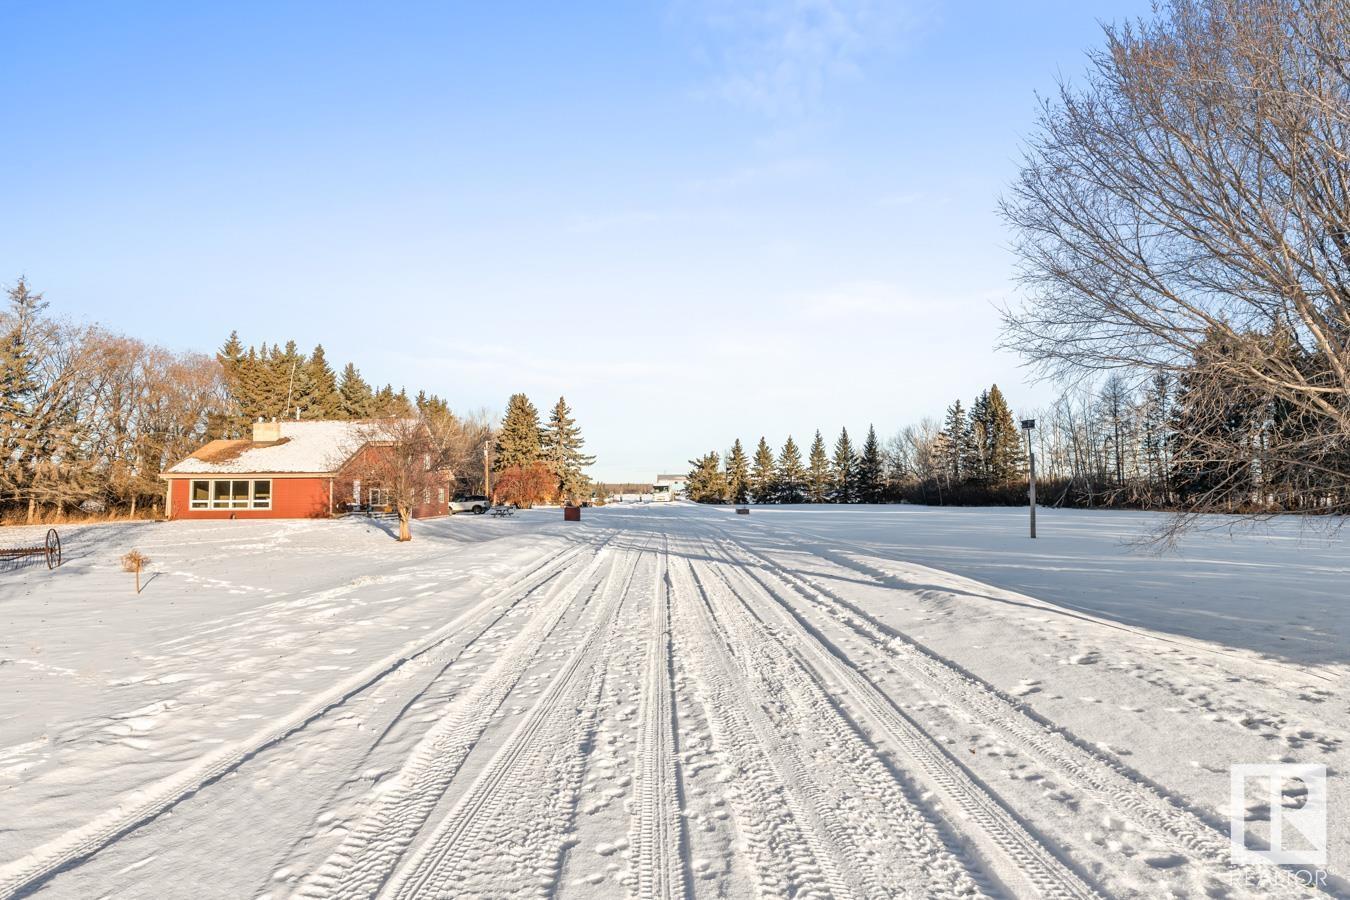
xmin=332 ymin=443 xmax=453 ymax=520
xmin=168 ymin=477 xmax=332 ymax=520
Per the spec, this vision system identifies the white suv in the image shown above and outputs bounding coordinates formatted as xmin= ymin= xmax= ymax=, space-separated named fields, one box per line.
xmin=449 ymin=495 xmax=490 ymax=515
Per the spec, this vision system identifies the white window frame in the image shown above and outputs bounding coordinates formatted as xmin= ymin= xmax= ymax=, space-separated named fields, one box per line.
xmin=189 ymin=479 xmax=272 ymax=510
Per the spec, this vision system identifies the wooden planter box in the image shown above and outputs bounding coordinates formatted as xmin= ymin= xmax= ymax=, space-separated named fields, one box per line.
xmin=563 ymin=506 xmax=581 ymax=522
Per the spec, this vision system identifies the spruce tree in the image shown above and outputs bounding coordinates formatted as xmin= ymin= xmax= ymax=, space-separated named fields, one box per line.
xmin=806 ymin=430 xmax=833 ymax=502
xmin=495 ymin=393 xmax=543 ymax=470
xmin=857 ymin=425 xmax=885 ymax=502
xmin=984 ymin=385 xmax=1023 ymax=484
xmin=251 ymin=343 xmax=287 ymax=419
xmin=371 ymin=384 xmax=395 ymax=417
xmin=750 ymin=436 xmax=777 ymax=503
xmin=392 ymin=387 xmax=414 ymax=417
xmin=942 ymin=400 xmax=971 ymax=484
xmin=303 ymin=344 xmax=342 ymax=418
xmin=216 ymin=331 xmax=250 ymax=435
xmin=725 ymin=439 xmax=750 ymax=504
xmin=337 ymin=363 xmax=373 ymax=418
xmin=832 ymin=427 xmax=858 ymax=503
xmin=540 ymin=396 xmax=596 ymax=501
xmin=0 ymin=279 xmax=43 ymax=503
xmin=686 ymin=452 xmax=728 ymax=503
xmin=776 ymin=436 xmax=806 ymax=503
xmin=967 ymin=390 xmax=992 ymax=484
xmin=272 ymin=341 xmax=305 ymax=418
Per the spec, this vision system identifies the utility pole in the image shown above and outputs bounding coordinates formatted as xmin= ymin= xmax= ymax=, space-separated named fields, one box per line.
xmin=482 ymin=442 xmax=491 ymax=500
xmin=1022 ymin=419 xmax=1037 ymax=539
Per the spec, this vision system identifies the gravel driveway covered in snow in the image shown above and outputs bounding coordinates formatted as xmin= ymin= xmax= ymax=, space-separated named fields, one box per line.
xmin=0 ymin=505 xmax=1344 ymax=898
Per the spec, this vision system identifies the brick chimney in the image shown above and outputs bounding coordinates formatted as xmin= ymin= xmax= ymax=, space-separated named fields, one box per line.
xmin=252 ymin=417 xmax=282 ymax=442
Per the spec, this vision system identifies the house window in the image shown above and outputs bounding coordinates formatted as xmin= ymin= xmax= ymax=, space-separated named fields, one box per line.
xmin=438 ymin=487 xmax=445 ymax=504
xmin=190 ymin=479 xmax=272 ymax=510
xmin=423 ymin=453 xmax=431 ymax=471
xmin=352 ymin=479 xmax=361 ymax=504
xmin=423 ymin=488 xmax=430 ymax=504
xmin=368 ymin=487 xmax=384 ymax=507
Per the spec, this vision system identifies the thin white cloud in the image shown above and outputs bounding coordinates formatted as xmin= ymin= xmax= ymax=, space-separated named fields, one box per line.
xmin=673 ymin=0 xmax=928 ymax=117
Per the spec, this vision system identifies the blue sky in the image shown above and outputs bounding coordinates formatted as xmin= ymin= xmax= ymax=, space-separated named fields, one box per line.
xmin=1 ymin=1 xmax=1150 ymax=481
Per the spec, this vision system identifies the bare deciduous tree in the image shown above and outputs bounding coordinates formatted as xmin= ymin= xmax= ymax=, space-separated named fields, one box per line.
xmin=340 ymin=417 xmax=449 ymax=541
xmin=1002 ymin=0 xmax=1350 ymax=517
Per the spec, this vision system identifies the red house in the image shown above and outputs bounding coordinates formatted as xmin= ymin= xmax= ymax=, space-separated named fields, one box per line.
xmin=162 ymin=419 xmax=452 ymax=520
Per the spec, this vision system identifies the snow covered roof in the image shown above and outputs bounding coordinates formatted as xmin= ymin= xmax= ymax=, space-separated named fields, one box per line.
xmin=166 ymin=420 xmax=395 ymax=475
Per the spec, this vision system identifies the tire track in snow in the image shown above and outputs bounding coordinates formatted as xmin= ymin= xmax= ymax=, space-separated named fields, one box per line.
xmin=297 ymin=535 xmax=624 ymax=899
xmin=666 ymin=551 xmax=851 ymax=900
xmin=628 ymin=538 xmax=688 ymax=900
xmin=0 ymin=535 xmax=598 ymax=900
xmin=704 ymin=520 xmax=1318 ymax=899
xmin=695 ymin=527 xmax=1101 ymax=900
xmin=380 ymin=540 xmax=648 ymax=899
xmin=681 ymin=538 xmax=991 ymax=900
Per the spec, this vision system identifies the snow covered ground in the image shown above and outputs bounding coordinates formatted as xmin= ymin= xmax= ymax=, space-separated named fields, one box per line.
xmin=0 ymin=504 xmax=1343 ymax=898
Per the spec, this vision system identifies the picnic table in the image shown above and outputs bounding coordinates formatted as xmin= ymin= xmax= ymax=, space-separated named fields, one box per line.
xmin=489 ymin=505 xmax=516 ymax=518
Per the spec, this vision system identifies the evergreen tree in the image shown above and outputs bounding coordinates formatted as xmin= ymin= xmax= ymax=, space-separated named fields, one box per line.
xmin=983 ymin=385 xmax=1023 ymax=484
xmin=372 ymin=384 xmax=395 ymax=416
xmin=967 ymin=390 xmax=992 ymax=483
xmin=941 ymin=400 xmax=971 ymax=483
xmin=216 ymin=331 xmax=250 ymax=436
xmin=0 ymin=279 xmax=44 ymax=503
xmin=806 ymin=430 xmax=833 ymax=502
xmin=540 ymin=396 xmax=596 ymax=501
xmin=302 ymin=344 xmax=342 ymax=418
xmin=1168 ymin=337 xmax=1259 ymax=507
xmin=857 ymin=425 xmax=885 ymax=502
xmin=269 ymin=341 xmax=305 ymax=419
xmin=686 ymin=451 xmax=728 ymax=503
xmin=249 ymin=343 xmax=285 ymax=419
xmin=750 ymin=436 xmax=777 ymax=503
xmin=832 ymin=427 xmax=858 ymax=503
xmin=725 ymin=438 xmax=750 ymax=504
xmin=337 ymin=363 xmax=373 ymax=418
xmin=495 ymin=393 xmax=543 ymax=470
xmin=776 ymin=436 xmax=806 ymax=503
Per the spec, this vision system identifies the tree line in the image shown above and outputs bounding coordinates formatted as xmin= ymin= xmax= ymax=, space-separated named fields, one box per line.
xmin=685 ymin=384 xmax=1031 ymax=505
xmin=215 ymin=331 xmax=495 ymax=500
xmin=490 ymin=392 xmax=595 ymax=507
xmin=689 ymin=366 xmax=1347 ymax=515
xmin=0 ymin=278 xmax=493 ymax=523
xmin=215 ymin=331 xmax=422 ymax=430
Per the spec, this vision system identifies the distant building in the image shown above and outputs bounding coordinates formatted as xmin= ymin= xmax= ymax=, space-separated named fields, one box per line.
xmin=161 ymin=419 xmax=452 ymax=519
xmin=652 ymin=473 xmax=687 ymax=502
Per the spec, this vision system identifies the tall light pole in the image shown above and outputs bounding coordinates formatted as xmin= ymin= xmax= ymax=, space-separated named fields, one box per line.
xmin=1021 ymin=419 xmax=1037 ymax=539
